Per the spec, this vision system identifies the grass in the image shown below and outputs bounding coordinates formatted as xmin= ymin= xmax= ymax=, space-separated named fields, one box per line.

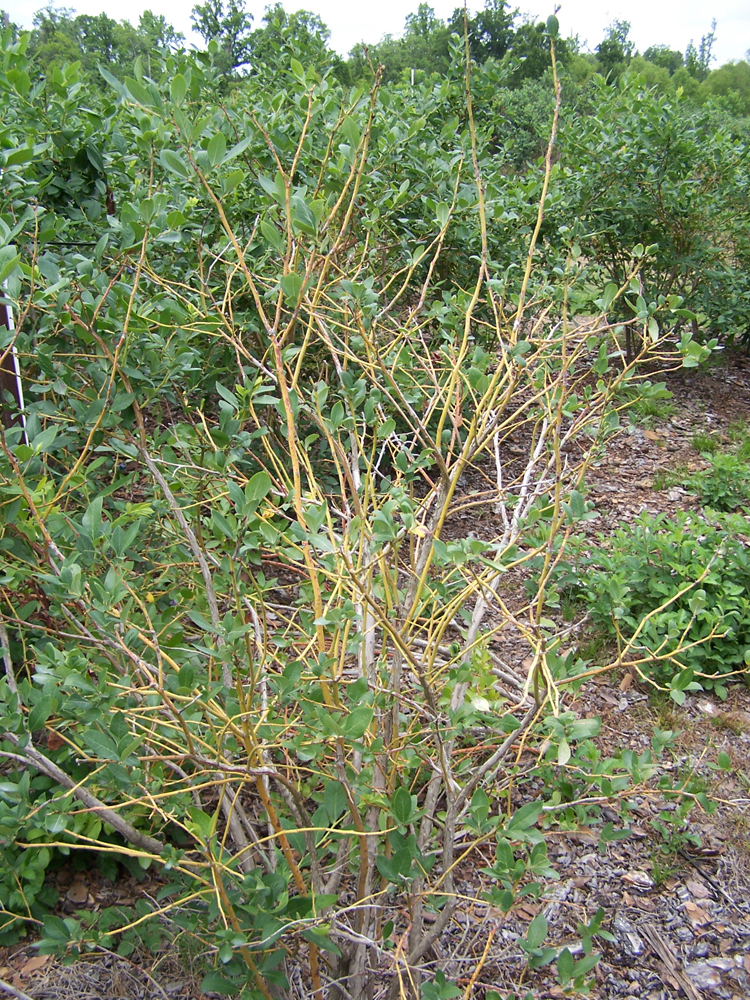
xmin=652 ymin=422 xmax=750 ymax=509
xmin=652 ymin=464 xmax=691 ymax=491
xmin=727 ymin=418 xmax=750 ymax=444
xmin=648 ymin=689 xmax=681 ymax=731
xmin=576 ymin=628 xmax=614 ymax=664
xmin=711 ymin=712 xmax=749 ymax=737
xmin=691 ymin=430 xmax=722 ymax=454
xmin=628 ymin=395 xmax=676 ymax=427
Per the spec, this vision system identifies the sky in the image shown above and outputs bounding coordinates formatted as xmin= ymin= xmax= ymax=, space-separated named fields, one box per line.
xmin=4 ymin=0 xmax=749 ymax=66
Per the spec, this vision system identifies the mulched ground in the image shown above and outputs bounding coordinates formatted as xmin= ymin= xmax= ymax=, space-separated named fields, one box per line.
xmin=3 ymin=349 xmax=750 ymax=1000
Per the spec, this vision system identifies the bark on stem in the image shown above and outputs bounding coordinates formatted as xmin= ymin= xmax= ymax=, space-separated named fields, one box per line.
xmin=3 ymin=732 xmax=164 ymax=855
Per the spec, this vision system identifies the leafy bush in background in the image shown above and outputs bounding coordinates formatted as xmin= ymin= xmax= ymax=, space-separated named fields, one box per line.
xmin=558 ymin=75 xmax=750 ymax=342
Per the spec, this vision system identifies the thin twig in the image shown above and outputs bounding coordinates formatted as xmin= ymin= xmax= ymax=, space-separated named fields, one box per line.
xmin=0 ymin=622 xmax=16 ymax=694
xmin=0 ymin=979 xmax=35 ymax=1000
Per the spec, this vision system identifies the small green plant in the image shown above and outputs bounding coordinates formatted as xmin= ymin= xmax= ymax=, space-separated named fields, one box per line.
xmin=555 ymin=948 xmax=600 ymax=996
xmin=551 ymin=909 xmax=615 ymax=996
xmin=650 ymin=802 xmax=704 ymax=857
xmin=648 ymin=689 xmax=681 ymax=730
xmin=727 ymin=418 xmax=750 ymax=445
xmin=651 ymin=853 xmax=680 ymax=887
xmin=619 ymin=382 xmax=675 ymax=427
xmin=691 ymin=430 xmax=722 ymax=454
xmin=565 ymin=511 xmax=750 ymax=697
xmin=651 ymin=465 xmax=688 ymax=491
xmin=422 ymin=971 xmax=461 ymax=1000
xmin=629 ymin=396 xmax=676 ymax=425
xmin=684 ymin=452 xmax=750 ymax=510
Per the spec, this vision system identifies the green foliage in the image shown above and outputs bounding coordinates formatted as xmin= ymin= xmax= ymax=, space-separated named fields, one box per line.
xmin=643 ymin=45 xmax=684 ymax=75
xmin=449 ymin=0 xmax=515 ymax=64
xmin=595 ymin=20 xmax=634 ymax=81
xmin=684 ymin=452 xmax=750 ymax=510
xmin=245 ymin=4 xmax=340 ymax=83
xmin=573 ymin=512 xmax=750 ymax=696
xmin=190 ymin=0 xmax=253 ymax=75
xmin=29 ymin=5 xmax=183 ymax=77
xmin=0 ymin=15 xmax=744 ymax=998
xmin=701 ymin=60 xmax=750 ymax=115
xmin=506 ymin=19 xmax=571 ymax=86
xmin=619 ymin=381 xmax=675 ymax=426
xmin=685 ymin=20 xmax=717 ymax=82
xmin=559 ymin=76 xmax=750 ymax=341
xmin=488 ymin=80 xmax=556 ymax=168
xmin=691 ymin=430 xmax=722 ymax=454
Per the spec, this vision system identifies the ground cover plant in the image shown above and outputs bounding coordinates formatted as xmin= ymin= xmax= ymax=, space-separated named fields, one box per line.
xmin=0 ymin=14 xmax=746 ymax=1000
xmin=562 ymin=510 xmax=750 ymax=700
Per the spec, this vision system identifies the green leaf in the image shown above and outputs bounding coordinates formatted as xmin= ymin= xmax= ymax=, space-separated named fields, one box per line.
xmin=82 ymin=730 xmax=120 ymax=761
xmin=222 ymin=168 xmax=244 ymax=194
xmin=160 ymin=149 xmax=191 ymax=179
xmin=170 ymin=73 xmax=187 ymax=105
xmin=567 ymin=490 xmax=586 ymax=521
xmin=526 ymin=913 xmax=548 ymax=950
xmin=31 ymin=426 xmax=58 ymax=455
xmin=28 ymin=696 xmax=52 ymax=732
xmin=223 ymin=135 xmax=253 ymax=163
xmin=200 ymin=972 xmax=238 ymax=995
xmin=601 ymin=283 xmax=618 ymax=311
xmin=4 ymin=147 xmax=34 ymax=167
xmin=280 ymin=272 xmax=303 ymax=307
xmin=207 ymin=133 xmax=227 ymax=167
xmin=290 ymin=196 xmax=317 ymax=236
xmin=301 ymin=926 xmax=341 ymax=955
xmin=573 ymin=953 xmax=600 ymax=977
xmin=246 ymin=471 xmax=272 ymax=504
xmin=557 ymin=947 xmax=574 ymax=982
xmin=186 ymin=806 xmax=215 ymax=839
xmin=98 ymin=65 xmax=125 ymax=95
xmin=261 ymin=220 xmax=284 ymax=253
xmin=391 ymin=786 xmax=413 ymax=825
xmin=599 ymin=822 xmax=631 ymax=844
xmin=717 ymin=751 xmax=731 ymax=770
xmin=344 ymin=705 xmax=373 ymax=739
xmin=8 ymin=69 xmax=30 ymax=96
xmin=125 ymin=77 xmax=155 ymax=108
xmin=0 ymin=249 xmax=21 ymax=285
xmin=376 ymin=854 xmax=402 ymax=884
xmin=42 ymin=915 xmax=73 ymax=942
xmin=215 ymin=381 xmax=239 ymax=408
xmin=470 ymin=787 xmax=490 ymax=826
xmin=324 ymin=780 xmax=347 ymax=822
xmin=546 ymin=14 xmax=559 ymax=37
xmin=81 ymin=496 xmax=103 ymax=539
xmin=506 ymin=801 xmax=542 ymax=833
